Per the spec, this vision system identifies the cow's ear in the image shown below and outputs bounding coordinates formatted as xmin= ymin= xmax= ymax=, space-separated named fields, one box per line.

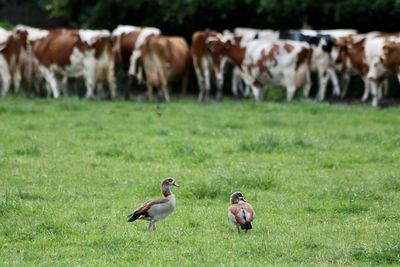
xmin=383 ymin=46 xmax=391 ymax=55
xmin=224 ymin=39 xmax=232 ymax=49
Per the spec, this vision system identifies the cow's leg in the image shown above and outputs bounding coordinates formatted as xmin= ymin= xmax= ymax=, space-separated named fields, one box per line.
xmin=137 ymin=66 xmax=144 ymax=85
xmin=370 ymin=80 xmax=380 ymax=107
xmin=83 ymin=55 xmax=97 ymax=100
xmin=125 ymin=75 xmax=132 ymax=100
xmin=340 ymin=72 xmax=351 ymax=98
xmin=361 ymin=77 xmax=370 ymax=102
xmin=215 ymin=69 xmax=224 ymax=101
xmin=328 ymin=67 xmax=341 ymax=97
xmin=231 ymin=68 xmax=239 ymax=97
xmin=85 ymin=78 xmax=96 ymax=99
xmin=160 ymin=78 xmax=170 ymax=102
xmin=302 ymin=67 xmax=312 ymax=98
xmin=96 ymin=83 xmax=105 ymax=99
xmin=284 ymin=70 xmax=297 ymax=102
xmin=379 ymin=79 xmax=389 ymax=99
xmin=0 ymin=62 xmax=11 ymax=97
xmin=383 ymin=79 xmax=390 ymax=97
xmin=202 ymin=59 xmax=211 ymax=101
xmin=41 ymin=68 xmax=59 ymax=98
xmin=146 ymin=80 xmax=153 ymax=102
xmin=243 ymin=83 xmax=251 ymax=97
xmin=316 ymin=68 xmax=329 ymax=101
xmin=107 ymin=63 xmax=117 ymax=100
xmin=194 ymin=57 xmax=205 ymax=101
xmin=12 ymin=67 xmax=22 ymax=94
xmin=250 ymin=85 xmax=263 ymax=101
xmin=60 ymin=76 xmax=68 ymax=97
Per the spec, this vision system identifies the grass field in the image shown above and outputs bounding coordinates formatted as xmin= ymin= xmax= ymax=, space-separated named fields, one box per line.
xmin=0 ymin=97 xmax=400 ymax=266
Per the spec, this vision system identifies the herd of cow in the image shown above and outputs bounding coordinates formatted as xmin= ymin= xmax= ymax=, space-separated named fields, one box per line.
xmin=1 ymin=25 xmax=400 ymax=106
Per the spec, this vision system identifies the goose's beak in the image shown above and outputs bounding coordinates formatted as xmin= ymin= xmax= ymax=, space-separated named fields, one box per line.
xmin=173 ymin=182 xmax=180 ymax=187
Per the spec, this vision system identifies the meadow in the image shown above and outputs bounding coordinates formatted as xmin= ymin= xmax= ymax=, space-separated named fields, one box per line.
xmin=0 ymin=96 xmax=400 ymax=266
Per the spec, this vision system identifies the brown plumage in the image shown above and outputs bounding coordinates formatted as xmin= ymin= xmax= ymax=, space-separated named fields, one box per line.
xmin=128 ymin=177 xmax=179 ymax=231
xmin=228 ymin=192 xmax=255 ymax=234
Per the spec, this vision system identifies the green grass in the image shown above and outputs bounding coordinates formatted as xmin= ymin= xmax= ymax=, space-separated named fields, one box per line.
xmin=0 ymin=96 xmax=400 ymax=266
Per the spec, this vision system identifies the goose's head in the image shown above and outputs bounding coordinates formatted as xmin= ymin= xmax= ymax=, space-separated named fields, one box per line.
xmin=162 ymin=177 xmax=179 ymax=187
xmin=230 ymin=191 xmax=245 ymax=204
xmin=161 ymin=177 xmax=179 ymax=196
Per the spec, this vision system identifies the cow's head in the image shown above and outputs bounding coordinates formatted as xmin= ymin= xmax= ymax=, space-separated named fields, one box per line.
xmin=367 ymin=55 xmax=386 ymax=81
xmin=382 ymin=42 xmax=400 ymax=70
xmin=320 ymin=35 xmax=336 ymax=53
xmin=333 ymin=37 xmax=351 ymax=67
xmin=13 ymin=29 xmax=29 ymax=49
xmin=206 ymin=32 xmax=238 ymax=54
xmin=206 ymin=36 xmax=229 ymax=54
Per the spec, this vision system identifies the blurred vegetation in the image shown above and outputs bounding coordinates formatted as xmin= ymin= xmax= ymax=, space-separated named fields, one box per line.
xmin=2 ymin=0 xmax=400 ymax=38
xmin=0 ymin=21 xmax=13 ymax=29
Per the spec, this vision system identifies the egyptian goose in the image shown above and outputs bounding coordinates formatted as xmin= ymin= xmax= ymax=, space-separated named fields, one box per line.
xmin=128 ymin=177 xmax=179 ymax=231
xmin=228 ymin=192 xmax=255 ymax=234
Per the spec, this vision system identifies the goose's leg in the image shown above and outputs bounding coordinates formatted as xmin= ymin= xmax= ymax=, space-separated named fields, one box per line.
xmin=148 ymin=221 xmax=154 ymax=231
xmin=236 ymin=225 xmax=240 ymax=234
xmin=152 ymin=223 xmax=156 ymax=231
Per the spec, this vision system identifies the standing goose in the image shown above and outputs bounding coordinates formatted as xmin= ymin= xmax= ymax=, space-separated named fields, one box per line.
xmin=228 ymin=192 xmax=255 ymax=234
xmin=128 ymin=177 xmax=179 ymax=231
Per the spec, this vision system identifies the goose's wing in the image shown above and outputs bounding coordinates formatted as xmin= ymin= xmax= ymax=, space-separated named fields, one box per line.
xmin=228 ymin=204 xmax=245 ymax=224
xmin=242 ymin=202 xmax=255 ymax=222
xmin=228 ymin=202 xmax=255 ymax=224
xmin=128 ymin=198 xmax=169 ymax=221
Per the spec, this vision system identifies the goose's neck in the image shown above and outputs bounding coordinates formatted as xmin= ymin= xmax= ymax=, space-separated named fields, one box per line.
xmin=162 ymin=185 xmax=173 ymax=197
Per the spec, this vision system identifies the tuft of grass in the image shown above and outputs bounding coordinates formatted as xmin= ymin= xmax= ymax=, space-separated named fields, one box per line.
xmin=96 ymin=147 xmax=125 ymax=158
xmin=334 ymin=202 xmax=369 ymax=214
xmin=57 ymin=101 xmax=85 ymax=112
xmin=15 ymin=144 xmax=41 ymax=156
xmin=350 ymin=242 xmax=400 ymax=264
xmin=239 ymin=133 xmax=282 ymax=153
xmin=186 ymin=168 xmax=275 ymax=199
xmin=171 ymin=141 xmax=212 ymax=163
xmin=382 ymin=175 xmax=400 ymax=192
xmin=239 ymin=133 xmax=312 ymax=153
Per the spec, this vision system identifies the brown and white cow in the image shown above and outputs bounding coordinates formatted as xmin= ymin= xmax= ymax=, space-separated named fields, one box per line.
xmin=15 ymin=25 xmax=50 ymax=95
xmin=25 ymin=28 xmax=115 ymax=99
xmin=0 ymin=27 xmax=27 ymax=96
xmin=112 ymin=25 xmax=161 ymax=98
xmin=335 ymin=35 xmax=370 ymax=100
xmin=206 ymin=35 xmax=312 ymax=101
xmin=141 ymin=35 xmax=191 ymax=102
xmin=191 ymin=29 xmax=227 ymax=101
xmin=231 ymin=28 xmax=279 ymax=97
xmin=79 ymin=29 xmax=116 ymax=99
xmin=280 ymin=30 xmax=341 ymax=101
xmin=366 ymin=35 xmax=400 ymax=106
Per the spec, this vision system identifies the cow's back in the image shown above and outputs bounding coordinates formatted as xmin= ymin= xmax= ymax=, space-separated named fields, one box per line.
xmin=167 ymin=37 xmax=190 ymax=75
xmin=148 ymin=36 xmax=190 ymax=77
xmin=34 ymin=29 xmax=83 ymax=68
xmin=120 ymin=31 xmax=140 ymax=63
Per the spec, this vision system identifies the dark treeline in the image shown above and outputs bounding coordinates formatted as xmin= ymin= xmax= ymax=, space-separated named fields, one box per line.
xmin=2 ymin=0 xmax=400 ymax=41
